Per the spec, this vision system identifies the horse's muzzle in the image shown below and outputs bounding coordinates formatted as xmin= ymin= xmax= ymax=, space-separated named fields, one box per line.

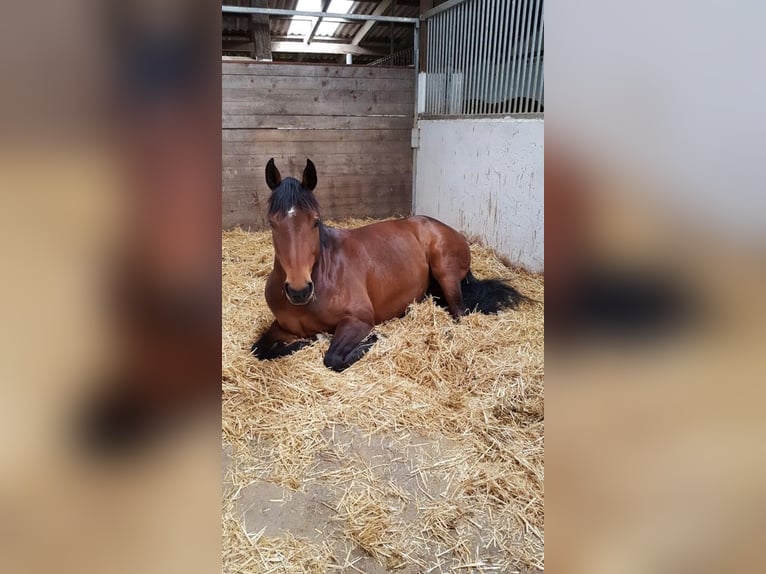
xmin=284 ymin=281 xmax=314 ymax=306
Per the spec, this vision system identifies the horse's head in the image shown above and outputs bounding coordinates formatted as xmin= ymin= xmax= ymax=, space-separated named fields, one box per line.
xmin=265 ymin=158 xmax=321 ymax=306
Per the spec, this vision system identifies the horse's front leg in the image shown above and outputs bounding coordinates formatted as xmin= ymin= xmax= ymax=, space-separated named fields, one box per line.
xmin=251 ymin=320 xmax=314 ymax=360
xmin=323 ymin=316 xmax=377 ymax=372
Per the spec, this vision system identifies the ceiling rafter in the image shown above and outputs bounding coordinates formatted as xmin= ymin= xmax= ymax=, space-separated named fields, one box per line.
xmin=305 ymin=0 xmax=332 ymax=45
xmin=222 ymin=2 xmax=418 ymax=63
xmin=272 ymin=40 xmax=382 ymax=56
xmin=351 ymin=0 xmax=393 ymax=46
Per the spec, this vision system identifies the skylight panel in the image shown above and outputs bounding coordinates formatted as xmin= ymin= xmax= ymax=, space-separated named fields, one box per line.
xmin=288 ymin=0 xmax=355 ymax=40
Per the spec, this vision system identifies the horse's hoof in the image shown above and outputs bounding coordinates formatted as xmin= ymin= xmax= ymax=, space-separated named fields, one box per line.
xmin=323 ymin=354 xmax=348 ymax=372
xmin=362 ymin=333 xmax=378 ymax=346
xmin=250 ymin=343 xmax=268 ymax=360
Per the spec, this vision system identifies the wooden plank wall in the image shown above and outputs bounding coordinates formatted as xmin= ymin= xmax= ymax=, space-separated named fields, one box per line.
xmin=222 ymin=62 xmax=415 ymax=229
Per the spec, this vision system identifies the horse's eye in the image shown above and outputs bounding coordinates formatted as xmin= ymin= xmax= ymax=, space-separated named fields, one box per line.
xmin=268 ymin=220 xmax=275 ymax=228
xmin=313 ymin=219 xmax=320 ymax=228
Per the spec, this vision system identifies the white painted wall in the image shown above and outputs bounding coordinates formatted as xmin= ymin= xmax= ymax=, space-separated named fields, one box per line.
xmin=414 ymin=118 xmax=544 ymax=272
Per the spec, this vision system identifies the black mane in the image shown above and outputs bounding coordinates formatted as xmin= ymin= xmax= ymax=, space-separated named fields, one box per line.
xmin=267 ymin=177 xmax=320 ymax=216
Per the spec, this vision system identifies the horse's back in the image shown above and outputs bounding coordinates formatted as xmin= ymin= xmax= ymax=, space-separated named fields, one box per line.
xmin=349 ymin=215 xmax=470 ymax=267
xmin=352 ymin=215 xmax=464 ymax=243
xmin=406 ymin=215 xmax=472 ymax=280
xmin=406 ymin=215 xmax=470 ymax=252
xmin=343 ymin=216 xmax=470 ymax=322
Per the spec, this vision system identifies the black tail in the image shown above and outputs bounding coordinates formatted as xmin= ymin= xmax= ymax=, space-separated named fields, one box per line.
xmin=429 ymin=270 xmax=528 ymax=315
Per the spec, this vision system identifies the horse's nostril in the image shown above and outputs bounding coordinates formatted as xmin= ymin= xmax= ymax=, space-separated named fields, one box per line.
xmin=284 ymin=281 xmax=313 ymax=303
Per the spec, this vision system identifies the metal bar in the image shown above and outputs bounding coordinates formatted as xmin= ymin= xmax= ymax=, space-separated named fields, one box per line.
xmin=503 ymin=0 xmax=514 ymax=114
xmin=428 ymin=15 xmax=435 ymax=114
xmin=463 ymin=2 xmax=472 ymax=114
xmin=446 ymin=5 xmax=455 ymax=113
xmin=480 ymin=0 xmax=491 ymax=114
xmin=517 ymin=0 xmax=531 ymax=113
xmin=509 ymin=0 xmax=526 ymax=114
xmin=424 ymin=14 xmax=429 ymax=112
xmin=429 ymin=12 xmax=437 ymax=114
xmin=421 ymin=0 xmax=472 ymax=20
xmin=487 ymin=0 xmax=497 ymax=114
xmin=430 ymin=12 xmax=438 ymax=114
xmin=471 ymin=0 xmax=483 ymax=114
xmin=485 ymin=0 xmax=496 ymax=114
xmin=442 ymin=11 xmax=450 ymax=114
xmin=509 ymin=0 xmax=521 ymax=113
xmin=222 ymin=6 xmax=419 ymax=24
xmin=503 ymin=0 xmax=517 ymax=115
xmin=411 ymin=19 xmax=420 ymax=213
xmin=430 ymin=12 xmax=441 ymax=114
xmin=441 ymin=9 xmax=448 ymax=115
xmin=478 ymin=0 xmax=489 ymax=114
xmin=488 ymin=0 xmax=502 ymax=114
xmin=468 ymin=0 xmax=479 ymax=114
xmin=457 ymin=4 xmax=470 ymax=114
xmin=518 ymin=0 xmax=534 ymax=113
xmin=525 ymin=0 xmax=541 ymax=113
xmin=521 ymin=1 xmax=532 ymax=112
xmin=466 ymin=0 xmax=476 ymax=114
xmin=496 ymin=0 xmax=511 ymax=115
xmin=534 ymin=22 xmax=544 ymax=113
xmin=532 ymin=5 xmax=544 ymax=113
xmin=229 ymin=15 xmax=413 ymax=26
xmin=438 ymin=12 xmax=446 ymax=114
xmin=433 ymin=11 xmax=440 ymax=113
xmin=413 ymin=22 xmax=420 ymax=120
xmin=530 ymin=0 xmax=545 ymax=114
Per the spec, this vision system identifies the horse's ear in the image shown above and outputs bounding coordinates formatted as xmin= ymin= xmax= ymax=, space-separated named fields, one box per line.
xmin=265 ymin=158 xmax=281 ymax=190
xmin=302 ymin=158 xmax=317 ymax=191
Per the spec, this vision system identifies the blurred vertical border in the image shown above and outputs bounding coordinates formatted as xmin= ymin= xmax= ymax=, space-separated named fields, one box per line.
xmin=0 ymin=1 xmax=221 ymax=573
xmin=546 ymin=1 xmax=766 ymax=573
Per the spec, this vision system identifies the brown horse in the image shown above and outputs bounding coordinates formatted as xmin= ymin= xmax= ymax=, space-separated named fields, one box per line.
xmin=251 ymin=158 xmax=526 ymax=371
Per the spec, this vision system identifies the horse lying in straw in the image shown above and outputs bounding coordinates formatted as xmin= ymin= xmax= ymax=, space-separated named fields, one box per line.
xmin=251 ymin=158 xmax=526 ymax=371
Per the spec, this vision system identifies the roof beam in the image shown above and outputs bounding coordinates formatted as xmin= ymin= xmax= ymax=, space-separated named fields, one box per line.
xmin=222 ymin=6 xmax=418 ymax=24
xmin=306 ymin=0 xmax=332 ymax=45
xmin=351 ymin=0 xmax=393 ymax=46
xmin=271 ymin=41 xmax=382 ymax=56
xmin=225 ymin=16 xmax=413 ymax=27
xmin=226 ymin=37 xmax=401 ymax=49
xmin=270 ymin=36 xmax=404 ymax=48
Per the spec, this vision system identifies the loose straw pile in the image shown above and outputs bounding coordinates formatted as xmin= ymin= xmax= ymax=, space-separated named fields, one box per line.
xmin=223 ymin=219 xmax=544 ymax=573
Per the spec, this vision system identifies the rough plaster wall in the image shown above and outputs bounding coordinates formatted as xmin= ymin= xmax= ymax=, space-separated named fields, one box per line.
xmin=414 ymin=118 xmax=544 ymax=271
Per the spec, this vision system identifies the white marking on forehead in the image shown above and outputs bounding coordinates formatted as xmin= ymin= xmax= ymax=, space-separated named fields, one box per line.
xmin=287 ymin=206 xmax=296 ymax=217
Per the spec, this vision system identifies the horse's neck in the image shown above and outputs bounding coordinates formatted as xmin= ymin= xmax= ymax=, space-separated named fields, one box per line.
xmin=316 ymin=225 xmax=342 ymax=276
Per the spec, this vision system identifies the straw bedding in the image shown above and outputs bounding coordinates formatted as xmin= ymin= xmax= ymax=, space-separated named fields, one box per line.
xmin=222 ymin=218 xmax=544 ymax=573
